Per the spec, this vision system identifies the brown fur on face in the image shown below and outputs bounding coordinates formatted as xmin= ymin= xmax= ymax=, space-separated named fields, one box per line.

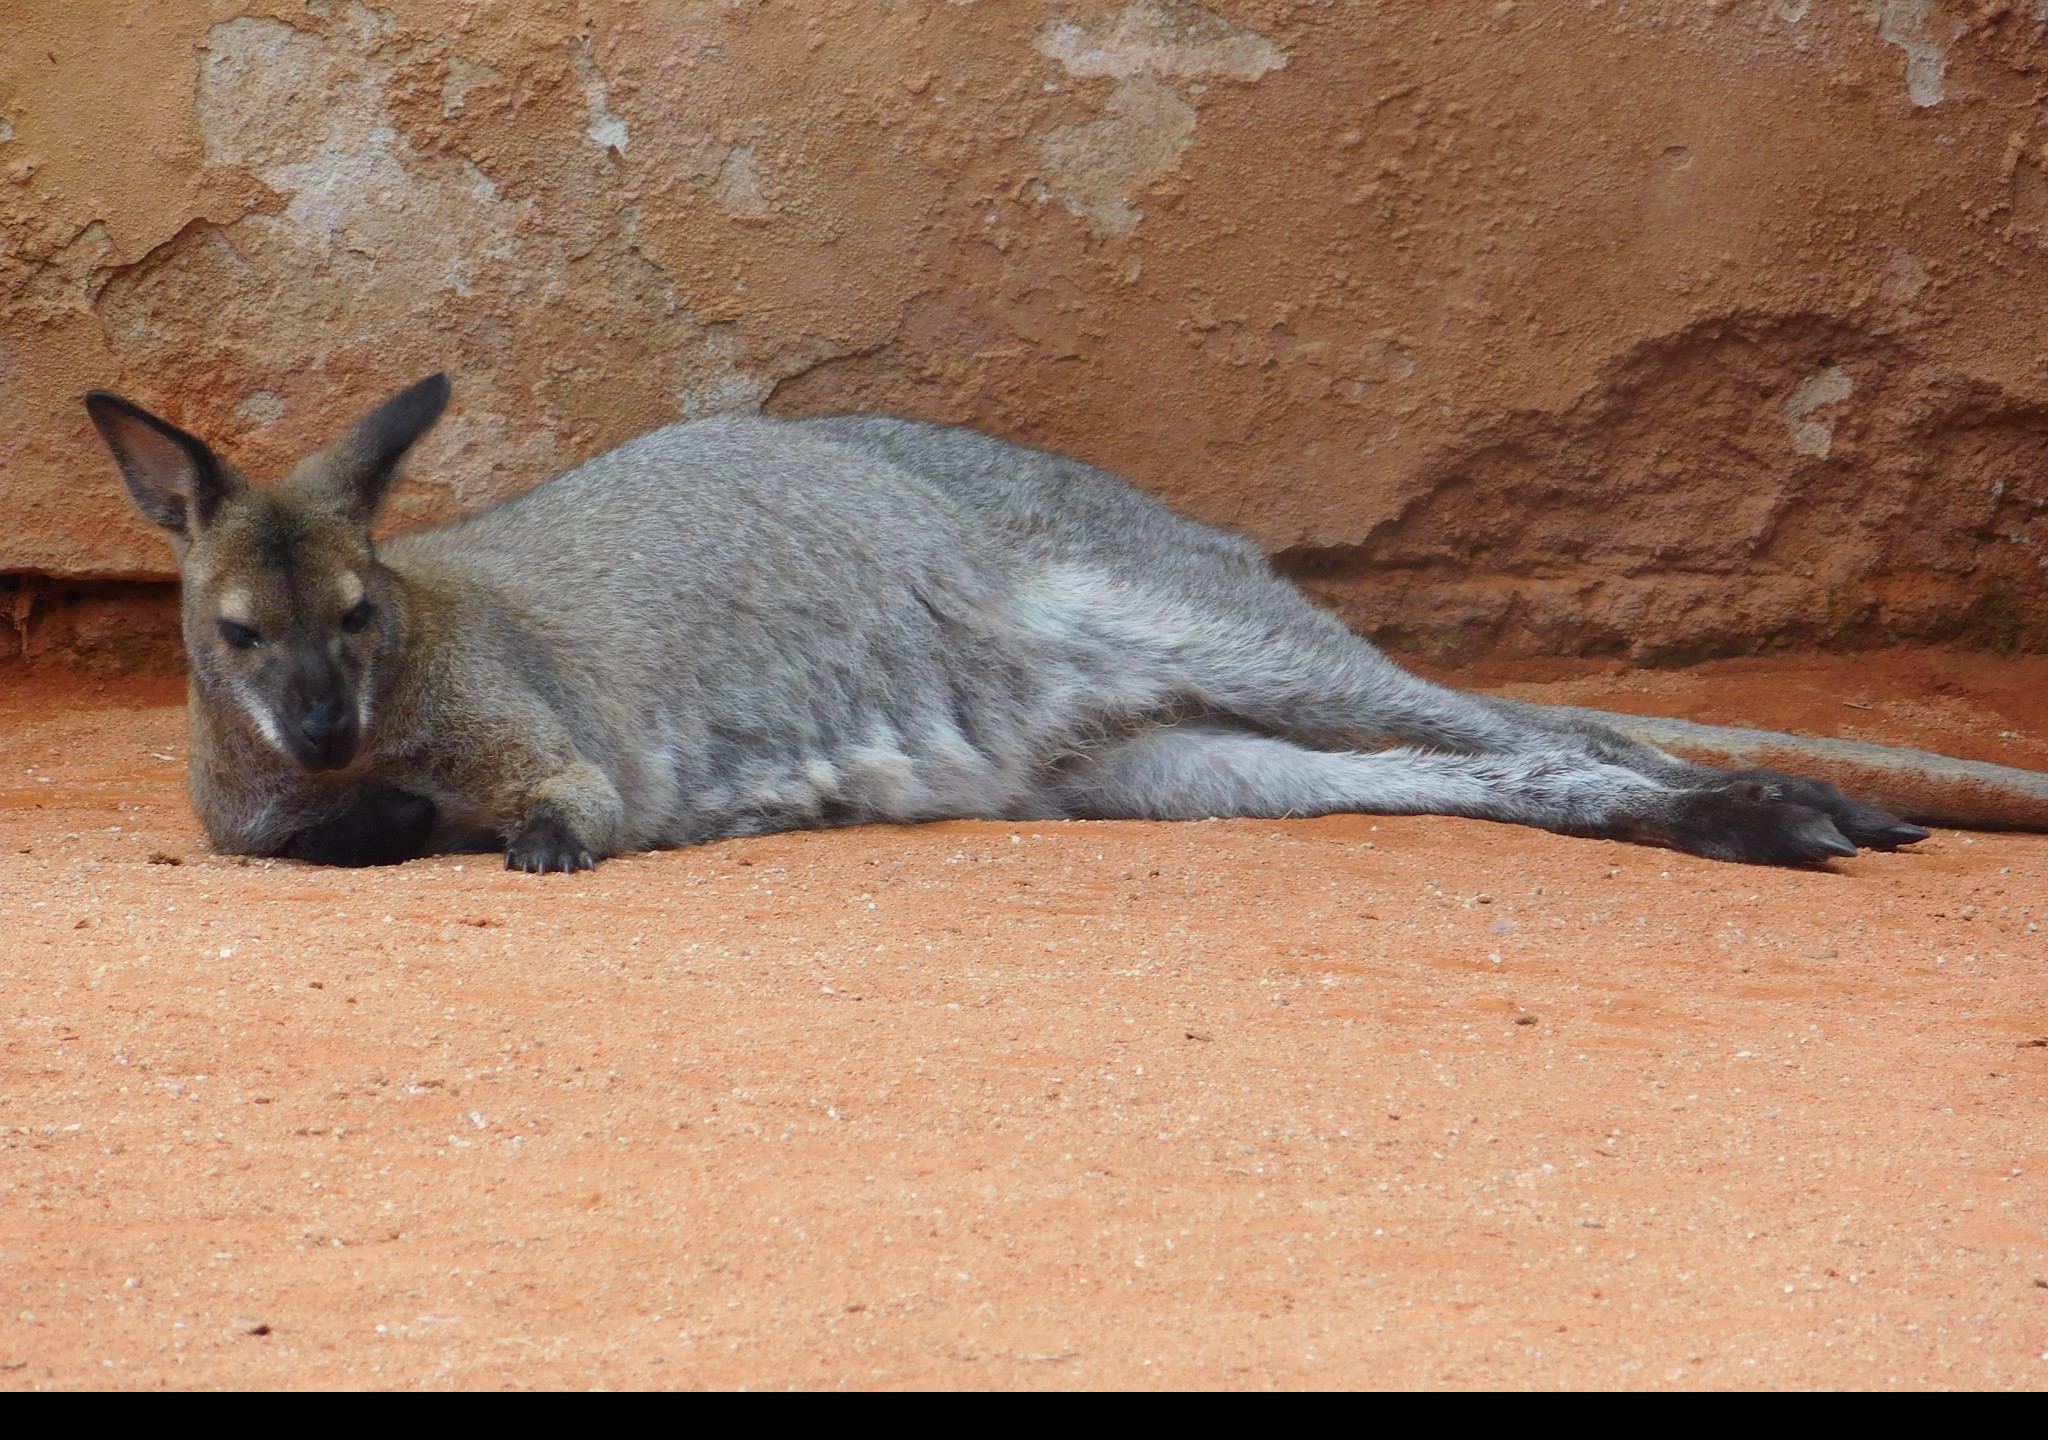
xmin=86 ymin=377 xmax=447 ymax=773
xmin=178 ymin=485 xmax=402 ymax=769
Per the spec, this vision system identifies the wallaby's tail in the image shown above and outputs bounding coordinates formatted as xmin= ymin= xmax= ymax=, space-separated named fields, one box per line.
xmin=1552 ymin=708 xmax=2048 ymax=833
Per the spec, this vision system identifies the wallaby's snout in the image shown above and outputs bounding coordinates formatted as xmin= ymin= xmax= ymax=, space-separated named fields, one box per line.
xmin=292 ymin=690 xmax=359 ymax=772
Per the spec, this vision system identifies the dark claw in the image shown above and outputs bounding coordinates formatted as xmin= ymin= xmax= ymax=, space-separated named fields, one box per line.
xmin=1811 ymin=828 xmax=1860 ymax=859
xmin=1866 ymin=822 xmax=1930 ymax=851
xmin=1773 ymin=810 xmax=1858 ymax=863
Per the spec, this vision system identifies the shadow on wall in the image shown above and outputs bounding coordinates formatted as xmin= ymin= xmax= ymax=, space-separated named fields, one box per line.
xmin=1 ymin=576 xmax=184 ymax=676
xmin=1278 ymin=315 xmax=2048 ymax=667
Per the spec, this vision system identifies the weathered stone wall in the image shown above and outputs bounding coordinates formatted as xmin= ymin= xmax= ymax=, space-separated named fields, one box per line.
xmin=5 ymin=1 xmax=2048 ymax=666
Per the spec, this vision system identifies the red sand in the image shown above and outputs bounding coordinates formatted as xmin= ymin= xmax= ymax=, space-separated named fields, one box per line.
xmin=1 ymin=651 xmax=2044 ymax=1389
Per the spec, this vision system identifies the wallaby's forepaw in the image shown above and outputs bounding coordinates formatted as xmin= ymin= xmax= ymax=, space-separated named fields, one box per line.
xmin=1721 ymin=769 xmax=1929 ymax=852
xmin=506 ymin=814 xmax=597 ymax=874
xmin=1664 ymin=782 xmax=1860 ymax=866
xmin=280 ymin=788 xmax=437 ymax=868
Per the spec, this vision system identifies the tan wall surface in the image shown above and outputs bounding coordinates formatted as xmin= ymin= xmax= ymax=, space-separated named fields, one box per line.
xmin=4 ymin=1 xmax=2048 ymax=662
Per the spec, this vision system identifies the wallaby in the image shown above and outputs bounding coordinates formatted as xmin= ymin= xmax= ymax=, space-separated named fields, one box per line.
xmin=84 ymin=375 xmax=2048 ymax=872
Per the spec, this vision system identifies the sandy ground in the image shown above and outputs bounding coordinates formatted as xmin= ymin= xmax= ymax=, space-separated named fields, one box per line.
xmin=1 ymin=650 xmax=2044 ymax=1391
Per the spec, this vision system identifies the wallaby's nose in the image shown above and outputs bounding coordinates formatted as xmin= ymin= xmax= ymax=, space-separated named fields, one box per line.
xmin=299 ymin=700 xmax=357 ymax=770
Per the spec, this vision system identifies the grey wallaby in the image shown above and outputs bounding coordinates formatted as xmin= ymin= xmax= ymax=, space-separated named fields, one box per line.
xmin=84 ymin=375 xmax=2048 ymax=873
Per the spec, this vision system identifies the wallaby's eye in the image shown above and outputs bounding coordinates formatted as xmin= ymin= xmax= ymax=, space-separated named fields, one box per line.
xmin=340 ymin=600 xmax=374 ymax=635
xmin=218 ymin=620 xmax=262 ymax=650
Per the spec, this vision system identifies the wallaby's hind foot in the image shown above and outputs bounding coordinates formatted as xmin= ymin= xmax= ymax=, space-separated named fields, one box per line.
xmin=1551 ymin=707 xmax=2048 ymax=833
xmin=1720 ymin=770 xmax=1929 ymax=852
xmin=1655 ymin=783 xmax=1861 ymax=866
xmin=279 ymin=788 xmax=438 ymax=868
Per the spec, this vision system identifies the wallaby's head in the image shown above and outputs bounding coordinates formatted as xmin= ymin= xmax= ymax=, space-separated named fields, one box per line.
xmin=86 ymin=375 xmax=451 ymax=772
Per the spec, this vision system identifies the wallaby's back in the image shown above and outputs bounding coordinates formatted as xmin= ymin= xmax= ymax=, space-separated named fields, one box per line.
xmin=387 ymin=413 xmax=1272 ymax=611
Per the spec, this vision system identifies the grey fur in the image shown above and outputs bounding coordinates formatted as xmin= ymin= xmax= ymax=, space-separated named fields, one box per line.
xmin=93 ymin=383 xmax=1971 ymax=870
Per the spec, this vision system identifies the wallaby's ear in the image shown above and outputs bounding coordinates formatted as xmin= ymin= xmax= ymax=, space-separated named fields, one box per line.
xmin=84 ymin=391 xmax=236 ymax=540
xmin=312 ymin=373 xmax=451 ymax=527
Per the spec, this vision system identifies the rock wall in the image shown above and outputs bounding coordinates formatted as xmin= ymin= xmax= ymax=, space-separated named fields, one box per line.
xmin=5 ymin=0 xmax=2048 ymax=666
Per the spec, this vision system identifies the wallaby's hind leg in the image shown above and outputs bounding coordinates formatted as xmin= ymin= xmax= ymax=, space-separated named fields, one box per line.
xmin=1050 ymin=723 xmax=1861 ymax=865
xmin=1082 ymin=576 xmax=1922 ymax=857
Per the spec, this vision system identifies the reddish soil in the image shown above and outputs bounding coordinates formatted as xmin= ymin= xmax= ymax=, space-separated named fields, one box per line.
xmin=1 ymin=650 xmax=2044 ymax=1391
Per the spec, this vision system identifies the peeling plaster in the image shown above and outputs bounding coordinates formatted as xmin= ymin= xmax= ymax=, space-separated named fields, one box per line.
xmin=714 ymin=144 xmax=769 ymax=218
xmin=441 ymin=57 xmax=505 ymax=117
xmin=1038 ymin=1 xmax=1285 ymax=84
xmin=1035 ymin=2 xmax=1283 ymax=237
xmin=1038 ymin=77 xmax=1198 ymax=236
xmin=1883 ymin=247 xmax=1929 ymax=303
xmin=1784 ymin=365 xmax=1854 ymax=459
xmin=574 ymin=40 xmax=631 ymax=156
xmin=233 ymin=390 xmax=285 ymax=426
xmin=677 ymin=328 xmax=772 ymax=419
xmin=1870 ymin=0 xmax=1959 ymax=108
xmin=1877 ymin=246 xmax=1930 ymax=328
xmin=198 ymin=17 xmax=524 ymax=294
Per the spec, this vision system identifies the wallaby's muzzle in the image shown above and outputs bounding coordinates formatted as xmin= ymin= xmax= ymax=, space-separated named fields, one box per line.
xmin=294 ymin=698 xmax=359 ymax=771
